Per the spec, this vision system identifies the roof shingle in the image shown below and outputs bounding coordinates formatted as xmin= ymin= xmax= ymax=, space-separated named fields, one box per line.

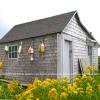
xmin=0 ymin=11 xmax=76 ymax=43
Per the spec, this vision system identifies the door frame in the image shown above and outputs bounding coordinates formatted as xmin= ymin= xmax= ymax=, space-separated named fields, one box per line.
xmin=57 ymin=33 xmax=73 ymax=80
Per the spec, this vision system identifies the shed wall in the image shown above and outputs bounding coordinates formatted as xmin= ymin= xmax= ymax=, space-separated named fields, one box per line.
xmin=62 ymin=15 xmax=94 ymax=75
xmin=0 ymin=34 xmax=57 ymax=83
xmin=92 ymin=46 xmax=98 ymax=67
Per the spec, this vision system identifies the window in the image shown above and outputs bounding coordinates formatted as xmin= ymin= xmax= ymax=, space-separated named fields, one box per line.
xmin=88 ymin=46 xmax=92 ymax=56
xmin=8 ymin=45 xmax=18 ymax=59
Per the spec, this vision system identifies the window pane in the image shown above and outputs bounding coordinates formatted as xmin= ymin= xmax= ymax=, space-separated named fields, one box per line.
xmin=12 ymin=46 xmax=14 ymax=52
xmin=15 ymin=46 xmax=17 ymax=52
xmin=9 ymin=47 xmax=11 ymax=53
xmin=15 ymin=52 xmax=17 ymax=58
xmin=12 ymin=52 xmax=14 ymax=58
xmin=9 ymin=53 xmax=11 ymax=58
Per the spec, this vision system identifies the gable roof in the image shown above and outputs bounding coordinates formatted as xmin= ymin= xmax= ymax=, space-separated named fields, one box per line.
xmin=0 ymin=11 xmax=76 ymax=43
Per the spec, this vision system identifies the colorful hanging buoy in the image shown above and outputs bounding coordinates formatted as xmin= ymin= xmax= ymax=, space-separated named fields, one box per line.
xmin=18 ymin=42 xmax=22 ymax=53
xmin=4 ymin=45 xmax=9 ymax=53
xmin=28 ymin=46 xmax=34 ymax=54
xmin=28 ymin=46 xmax=34 ymax=61
xmin=38 ymin=41 xmax=45 ymax=53
xmin=0 ymin=61 xmax=3 ymax=69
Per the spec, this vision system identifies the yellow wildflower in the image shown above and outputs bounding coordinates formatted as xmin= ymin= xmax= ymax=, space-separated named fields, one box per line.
xmin=0 ymin=86 xmax=2 ymax=92
xmin=86 ymin=83 xmax=93 ymax=95
xmin=87 ymin=66 xmax=92 ymax=70
xmin=68 ymin=84 xmax=78 ymax=95
xmin=42 ymin=80 xmax=50 ymax=88
xmin=75 ymin=77 xmax=80 ymax=82
xmin=36 ymin=98 xmax=39 ymax=100
xmin=89 ymin=76 xmax=94 ymax=81
xmin=60 ymin=92 xmax=68 ymax=100
xmin=27 ymin=83 xmax=33 ymax=89
xmin=11 ymin=79 xmax=19 ymax=86
xmin=33 ymin=79 xmax=42 ymax=87
xmin=22 ymin=90 xmax=32 ymax=96
xmin=81 ymin=74 xmax=87 ymax=80
xmin=45 ymin=78 xmax=52 ymax=83
xmin=26 ymin=99 xmax=32 ymax=100
xmin=8 ymin=83 xmax=14 ymax=92
xmin=26 ymin=93 xmax=34 ymax=99
xmin=93 ymin=66 xmax=97 ymax=72
xmin=84 ymin=68 xmax=88 ymax=74
xmin=0 ymin=61 xmax=3 ymax=69
xmin=98 ymin=85 xmax=100 ymax=90
xmin=48 ymin=88 xmax=58 ymax=100
xmin=73 ymin=82 xmax=77 ymax=89
xmin=51 ymin=79 xmax=59 ymax=85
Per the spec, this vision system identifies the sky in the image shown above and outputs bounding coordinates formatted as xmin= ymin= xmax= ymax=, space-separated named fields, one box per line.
xmin=0 ymin=0 xmax=100 ymax=55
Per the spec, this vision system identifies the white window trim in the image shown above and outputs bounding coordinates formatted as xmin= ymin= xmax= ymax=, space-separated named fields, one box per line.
xmin=8 ymin=45 xmax=18 ymax=59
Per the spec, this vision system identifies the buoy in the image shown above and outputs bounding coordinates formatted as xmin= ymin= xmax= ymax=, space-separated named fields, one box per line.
xmin=18 ymin=42 xmax=22 ymax=53
xmin=38 ymin=41 xmax=45 ymax=53
xmin=4 ymin=45 xmax=9 ymax=52
xmin=28 ymin=46 xmax=34 ymax=61
xmin=28 ymin=46 xmax=34 ymax=54
xmin=0 ymin=61 xmax=3 ymax=69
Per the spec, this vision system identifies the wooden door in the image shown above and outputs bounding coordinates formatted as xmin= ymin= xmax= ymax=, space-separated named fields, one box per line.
xmin=63 ymin=40 xmax=72 ymax=78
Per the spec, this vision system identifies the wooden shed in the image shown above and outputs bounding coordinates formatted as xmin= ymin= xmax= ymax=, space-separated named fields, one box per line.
xmin=0 ymin=11 xmax=99 ymax=83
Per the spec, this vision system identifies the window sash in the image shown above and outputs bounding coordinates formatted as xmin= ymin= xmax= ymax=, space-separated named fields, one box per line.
xmin=8 ymin=46 xmax=18 ymax=59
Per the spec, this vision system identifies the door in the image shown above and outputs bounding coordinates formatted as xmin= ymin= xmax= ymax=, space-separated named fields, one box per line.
xmin=63 ymin=40 xmax=72 ymax=78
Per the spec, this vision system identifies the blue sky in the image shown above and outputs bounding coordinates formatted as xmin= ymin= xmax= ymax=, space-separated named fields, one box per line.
xmin=0 ymin=0 xmax=100 ymax=55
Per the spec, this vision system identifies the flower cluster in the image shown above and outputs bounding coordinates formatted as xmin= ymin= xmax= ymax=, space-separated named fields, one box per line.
xmin=0 ymin=65 xmax=100 ymax=100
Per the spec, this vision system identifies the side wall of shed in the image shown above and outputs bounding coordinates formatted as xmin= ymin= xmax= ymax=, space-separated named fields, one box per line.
xmin=60 ymin=15 xmax=98 ymax=76
xmin=92 ymin=46 xmax=98 ymax=67
xmin=0 ymin=34 xmax=57 ymax=83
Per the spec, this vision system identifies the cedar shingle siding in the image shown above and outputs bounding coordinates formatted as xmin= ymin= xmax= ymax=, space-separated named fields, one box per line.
xmin=0 ymin=34 xmax=57 ymax=83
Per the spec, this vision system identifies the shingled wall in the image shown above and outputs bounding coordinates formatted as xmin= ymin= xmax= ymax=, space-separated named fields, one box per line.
xmin=0 ymin=34 xmax=57 ymax=84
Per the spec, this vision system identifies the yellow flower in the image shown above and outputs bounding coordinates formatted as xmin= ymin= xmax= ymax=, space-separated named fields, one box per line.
xmin=93 ymin=66 xmax=97 ymax=72
xmin=68 ymin=84 xmax=78 ymax=94
xmin=26 ymin=99 xmax=32 ymax=100
xmin=0 ymin=86 xmax=2 ymax=92
xmin=81 ymin=74 xmax=87 ymax=80
xmin=84 ymin=68 xmax=88 ymax=74
xmin=36 ymin=98 xmax=39 ymax=100
xmin=89 ymin=76 xmax=94 ymax=81
xmin=26 ymin=93 xmax=34 ymax=99
xmin=33 ymin=78 xmax=42 ymax=87
xmin=27 ymin=83 xmax=33 ymax=89
xmin=86 ymin=83 xmax=93 ymax=95
xmin=73 ymin=82 xmax=77 ymax=89
xmin=41 ymin=80 xmax=50 ymax=88
xmin=48 ymin=88 xmax=58 ymax=100
xmin=98 ymin=85 xmax=100 ymax=90
xmin=22 ymin=89 xmax=33 ymax=96
xmin=0 ymin=61 xmax=3 ymax=69
xmin=75 ymin=77 xmax=80 ymax=82
xmin=8 ymin=83 xmax=14 ymax=92
xmin=60 ymin=92 xmax=68 ymax=100
xmin=87 ymin=66 xmax=92 ymax=70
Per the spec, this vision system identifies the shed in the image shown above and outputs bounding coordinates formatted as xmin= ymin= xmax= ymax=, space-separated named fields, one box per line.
xmin=0 ymin=11 xmax=99 ymax=83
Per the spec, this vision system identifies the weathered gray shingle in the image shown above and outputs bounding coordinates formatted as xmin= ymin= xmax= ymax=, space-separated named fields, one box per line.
xmin=0 ymin=11 xmax=76 ymax=43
